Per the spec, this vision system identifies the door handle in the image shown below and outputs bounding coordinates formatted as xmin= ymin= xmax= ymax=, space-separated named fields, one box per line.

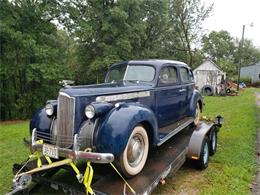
xmin=179 ymin=89 xmax=186 ymax=92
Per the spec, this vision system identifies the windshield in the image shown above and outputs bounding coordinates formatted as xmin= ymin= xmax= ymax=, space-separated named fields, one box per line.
xmin=106 ymin=64 xmax=155 ymax=83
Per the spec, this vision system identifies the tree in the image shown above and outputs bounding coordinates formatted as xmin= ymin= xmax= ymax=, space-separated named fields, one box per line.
xmin=0 ymin=0 xmax=73 ymax=120
xmin=202 ymin=30 xmax=235 ymax=62
xmin=235 ymin=39 xmax=260 ymax=66
xmin=60 ymin=0 xmax=170 ymax=84
xmin=167 ymin=0 xmax=213 ymax=67
xmin=201 ymin=30 xmax=260 ymax=77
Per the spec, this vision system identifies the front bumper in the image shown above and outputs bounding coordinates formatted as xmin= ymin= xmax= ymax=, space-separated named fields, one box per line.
xmin=26 ymin=128 xmax=114 ymax=164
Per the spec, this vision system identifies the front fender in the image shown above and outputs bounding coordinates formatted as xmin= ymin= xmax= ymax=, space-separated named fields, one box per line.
xmin=95 ymin=103 xmax=158 ymax=156
xmin=189 ymin=89 xmax=203 ymax=117
xmin=29 ymin=109 xmax=53 ymax=135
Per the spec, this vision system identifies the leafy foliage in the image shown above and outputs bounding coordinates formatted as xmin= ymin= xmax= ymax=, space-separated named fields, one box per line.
xmin=201 ymin=30 xmax=260 ymax=78
xmin=0 ymin=0 xmax=74 ymax=120
xmin=1 ymin=0 xmax=259 ymax=120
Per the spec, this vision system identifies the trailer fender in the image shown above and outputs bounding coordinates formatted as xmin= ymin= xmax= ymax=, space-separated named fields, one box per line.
xmin=187 ymin=122 xmax=214 ymax=159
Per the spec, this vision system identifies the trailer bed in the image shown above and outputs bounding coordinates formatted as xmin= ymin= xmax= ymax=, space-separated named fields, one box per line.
xmin=12 ymin=123 xmax=214 ymax=195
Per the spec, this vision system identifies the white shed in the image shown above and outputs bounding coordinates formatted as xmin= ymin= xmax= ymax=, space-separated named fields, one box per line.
xmin=193 ymin=59 xmax=226 ymax=95
xmin=240 ymin=62 xmax=260 ymax=83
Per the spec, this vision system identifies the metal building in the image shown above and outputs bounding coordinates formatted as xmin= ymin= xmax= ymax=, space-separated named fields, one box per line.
xmin=240 ymin=62 xmax=260 ymax=83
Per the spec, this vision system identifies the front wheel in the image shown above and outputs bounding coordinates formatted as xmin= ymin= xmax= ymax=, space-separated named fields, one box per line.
xmin=118 ymin=126 xmax=149 ymax=178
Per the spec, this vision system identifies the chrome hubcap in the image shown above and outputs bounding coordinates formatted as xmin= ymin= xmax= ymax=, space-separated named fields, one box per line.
xmin=127 ymin=134 xmax=144 ymax=167
xmin=212 ymin=132 xmax=216 ymax=150
xmin=203 ymin=142 xmax=209 ymax=164
xmin=195 ymin=104 xmax=200 ymax=123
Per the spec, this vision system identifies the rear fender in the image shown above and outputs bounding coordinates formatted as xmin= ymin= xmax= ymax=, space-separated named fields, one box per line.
xmin=95 ymin=103 xmax=158 ymax=156
xmin=189 ymin=90 xmax=203 ymax=117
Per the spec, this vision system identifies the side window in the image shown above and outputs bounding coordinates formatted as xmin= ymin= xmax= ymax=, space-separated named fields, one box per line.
xmin=159 ymin=66 xmax=178 ymax=85
xmin=189 ymin=70 xmax=194 ymax=81
xmin=180 ymin=67 xmax=190 ymax=83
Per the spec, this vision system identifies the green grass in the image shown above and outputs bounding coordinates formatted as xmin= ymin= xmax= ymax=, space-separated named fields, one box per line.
xmin=0 ymin=88 xmax=259 ymax=194
xmin=0 ymin=121 xmax=30 ymax=194
xmin=200 ymin=88 xmax=260 ymax=194
xmin=155 ymin=88 xmax=260 ymax=194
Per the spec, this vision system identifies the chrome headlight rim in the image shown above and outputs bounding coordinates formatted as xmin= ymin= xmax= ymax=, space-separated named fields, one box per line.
xmin=45 ymin=103 xmax=54 ymax=116
xmin=85 ymin=104 xmax=95 ymax=119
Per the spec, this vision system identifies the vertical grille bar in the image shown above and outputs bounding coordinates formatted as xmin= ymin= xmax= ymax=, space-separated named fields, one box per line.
xmin=56 ymin=92 xmax=75 ymax=148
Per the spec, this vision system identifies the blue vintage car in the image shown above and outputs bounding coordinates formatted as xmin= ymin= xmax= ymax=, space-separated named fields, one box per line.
xmin=30 ymin=59 xmax=203 ymax=177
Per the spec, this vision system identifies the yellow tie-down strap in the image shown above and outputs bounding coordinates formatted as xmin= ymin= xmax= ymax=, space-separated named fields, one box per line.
xmin=17 ymin=140 xmax=94 ymax=195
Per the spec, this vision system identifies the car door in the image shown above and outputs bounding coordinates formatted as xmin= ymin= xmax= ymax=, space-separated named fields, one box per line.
xmin=155 ymin=65 xmax=185 ymax=128
xmin=179 ymin=67 xmax=194 ymax=116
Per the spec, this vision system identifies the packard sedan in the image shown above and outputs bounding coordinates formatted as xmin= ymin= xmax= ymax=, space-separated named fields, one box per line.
xmin=30 ymin=59 xmax=203 ymax=177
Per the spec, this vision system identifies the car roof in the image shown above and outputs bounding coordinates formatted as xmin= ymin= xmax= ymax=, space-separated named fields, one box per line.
xmin=109 ymin=59 xmax=189 ymax=69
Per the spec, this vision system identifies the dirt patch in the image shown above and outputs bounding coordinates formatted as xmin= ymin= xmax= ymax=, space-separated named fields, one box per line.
xmin=252 ymin=92 xmax=260 ymax=195
xmin=153 ymin=163 xmax=207 ymax=195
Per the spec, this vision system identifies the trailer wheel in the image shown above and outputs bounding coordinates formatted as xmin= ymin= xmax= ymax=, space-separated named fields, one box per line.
xmin=209 ymin=128 xmax=217 ymax=156
xmin=118 ymin=126 xmax=149 ymax=178
xmin=193 ymin=137 xmax=209 ymax=170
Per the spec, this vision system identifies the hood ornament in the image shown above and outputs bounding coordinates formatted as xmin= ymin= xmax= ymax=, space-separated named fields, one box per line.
xmin=59 ymin=80 xmax=75 ymax=88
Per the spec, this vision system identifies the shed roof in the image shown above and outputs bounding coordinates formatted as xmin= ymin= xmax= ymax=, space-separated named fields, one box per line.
xmin=194 ymin=59 xmax=225 ymax=74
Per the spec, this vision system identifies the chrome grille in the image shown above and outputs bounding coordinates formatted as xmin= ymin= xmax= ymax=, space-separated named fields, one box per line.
xmin=56 ymin=92 xmax=75 ymax=148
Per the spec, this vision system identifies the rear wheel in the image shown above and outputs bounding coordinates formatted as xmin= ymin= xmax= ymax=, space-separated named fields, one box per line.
xmin=118 ymin=126 xmax=149 ymax=178
xmin=193 ymin=102 xmax=200 ymax=126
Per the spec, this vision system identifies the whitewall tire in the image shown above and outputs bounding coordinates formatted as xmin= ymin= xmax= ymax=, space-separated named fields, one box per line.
xmin=119 ymin=125 xmax=149 ymax=177
xmin=194 ymin=102 xmax=200 ymax=126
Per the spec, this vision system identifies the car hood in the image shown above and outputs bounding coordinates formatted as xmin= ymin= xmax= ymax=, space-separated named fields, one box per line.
xmin=60 ymin=82 xmax=153 ymax=97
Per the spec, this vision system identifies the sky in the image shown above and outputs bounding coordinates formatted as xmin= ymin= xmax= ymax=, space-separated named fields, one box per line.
xmin=203 ymin=0 xmax=260 ymax=47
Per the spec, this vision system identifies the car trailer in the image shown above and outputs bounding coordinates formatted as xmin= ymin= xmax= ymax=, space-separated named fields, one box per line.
xmin=8 ymin=116 xmax=223 ymax=195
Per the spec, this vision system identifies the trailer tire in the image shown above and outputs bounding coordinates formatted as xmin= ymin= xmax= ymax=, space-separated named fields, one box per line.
xmin=209 ymin=128 xmax=217 ymax=156
xmin=118 ymin=125 xmax=149 ymax=178
xmin=193 ymin=137 xmax=209 ymax=170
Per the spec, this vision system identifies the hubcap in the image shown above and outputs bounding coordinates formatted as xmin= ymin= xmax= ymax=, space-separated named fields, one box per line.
xmin=127 ymin=134 xmax=144 ymax=167
xmin=203 ymin=142 xmax=209 ymax=164
xmin=212 ymin=131 xmax=216 ymax=150
xmin=195 ymin=104 xmax=200 ymax=124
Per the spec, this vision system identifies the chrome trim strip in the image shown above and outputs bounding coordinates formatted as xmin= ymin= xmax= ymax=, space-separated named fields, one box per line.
xmin=59 ymin=92 xmax=72 ymax=98
xmin=31 ymin=128 xmax=37 ymax=147
xmin=96 ymin=91 xmax=150 ymax=102
xmin=57 ymin=92 xmax=76 ymax=148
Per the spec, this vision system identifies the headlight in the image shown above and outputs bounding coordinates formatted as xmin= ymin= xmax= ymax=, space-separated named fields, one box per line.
xmin=45 ymin=104 xmax=54 ymax=116
xmin=85 ymin=105 xmax=95 ymax=119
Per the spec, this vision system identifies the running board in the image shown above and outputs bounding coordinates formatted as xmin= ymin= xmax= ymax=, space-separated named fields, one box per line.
xmin=157 ymin=118 xmax=194 ymax=146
